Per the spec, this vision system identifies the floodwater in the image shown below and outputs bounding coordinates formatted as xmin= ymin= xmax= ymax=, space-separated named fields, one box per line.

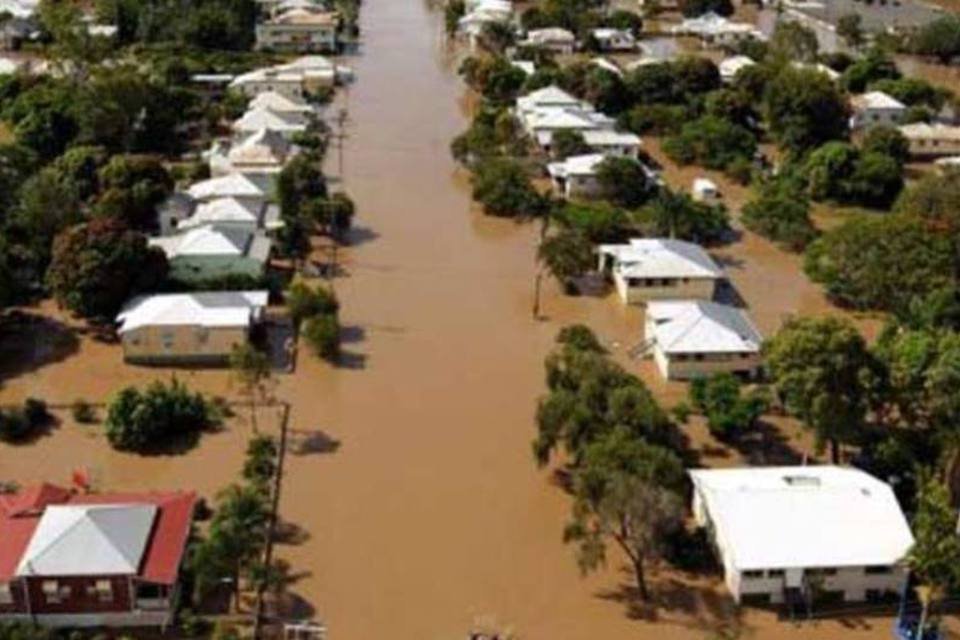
xmin=0 ymin=0 xmax=936 ymax=637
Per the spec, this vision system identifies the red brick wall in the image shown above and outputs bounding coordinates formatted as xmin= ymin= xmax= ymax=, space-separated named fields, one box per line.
xmin=25 ymin=575 xmax=132 ymax=614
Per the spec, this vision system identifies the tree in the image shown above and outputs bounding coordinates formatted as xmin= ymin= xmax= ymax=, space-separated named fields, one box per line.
xmin=46 ymin=217 xmax=168 ymax=320
xmin=104 ymin=379 xmax=215 ymax=452
xmin=595 ymin=156 xmax=655 ymax=209
xmin=870 ymin=77 xmax=947 ymax=110
xmin=907 ymin=475 xmax=960 ymax=636
xmin=840 ymin=48 xmax=900 ymax=93
xmin=689 ymin=373 xmax=767 ymax=439
xmin=444 ymin=0 xmax=465 ymax=35
xmin=741 ymin=179 xmax=817 ymax=250
xmin=538 ymin=229 xmax=594 ymax=293
xmin=803 ymin=141 xmax=903 ymax=208
xmin=662 ymin=115 xmax=757 ymax=172
xmin=764 ymin=316 xmax=877 ymax=462
xmin=763 ymin=67 xmax=850 ymax=154
xmin=837 ymin=13 xmax=863 ymax=50
xmin=479 ymin=20 xmax=514 ymax=54
xmin=768 ymin=21 xmax=819 ymax=63
xmin=564 ymin=470 xmax=683 ymax=600
xmin=230 ymin=343 xmax=273 ymax=433
xmin=893 ymin=172 xmax=960 ymax=234
xmin=636 ymin=190 xmax=729 ymax=244
xmin=910 ymin=15 xmax=960 ymax=64
xmin=242 ymin=434 xmax=278 ymax=490
xmin=804 ymin=215 xmax=954 ymax=311
xmin=8 ymin=166 xmax=83 ymax=277
xmin=861 ymin=125 xmax=910 ymax=166
xmin=302 ymin=313 xmax=341 ymax=361
xmin=94 ymin=154 xmax=174 ymax=230
xmin=470 ymin=157 xmax=545 ymax=217
xmin=285 ymin=280 xmax=339 ymax=325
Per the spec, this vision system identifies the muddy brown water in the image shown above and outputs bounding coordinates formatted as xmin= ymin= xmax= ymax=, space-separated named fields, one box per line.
xmin=0 ymin=0 xmax=944 ymax=637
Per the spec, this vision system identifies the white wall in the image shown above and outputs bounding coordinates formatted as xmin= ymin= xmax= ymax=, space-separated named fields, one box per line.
xmin=613 ymin=273 xmax=716 ymax=305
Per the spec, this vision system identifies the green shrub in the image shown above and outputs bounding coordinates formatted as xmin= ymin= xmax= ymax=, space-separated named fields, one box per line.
xmin=689 ymin=374 xmax=766 ymax=439
xmin=285 ymin=281 xmax=339 ymax=325
xmin=23 ymin=398 xmax=48 ymax=428
xmin=302 ymin=313 xmax=341 ymax=361
xmin=0 ymin=409 xmax=32 ymax=442
xmin=71 ymin=399 xmax=97 ymax=424
xmin=105 ymin=380 xmax=216 ymax=452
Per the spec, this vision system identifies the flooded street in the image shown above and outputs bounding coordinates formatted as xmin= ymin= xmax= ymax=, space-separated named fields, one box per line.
xmin=0 ymin=0 xmax=930 ymax=637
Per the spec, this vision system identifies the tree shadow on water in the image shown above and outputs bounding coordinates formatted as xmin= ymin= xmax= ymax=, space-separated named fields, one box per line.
xmin=0 ymin=311 xmax=81 ymax=385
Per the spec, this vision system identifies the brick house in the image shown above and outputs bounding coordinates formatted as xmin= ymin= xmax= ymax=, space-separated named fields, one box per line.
xmin=0 ymin=484 xmax=196 ymax=628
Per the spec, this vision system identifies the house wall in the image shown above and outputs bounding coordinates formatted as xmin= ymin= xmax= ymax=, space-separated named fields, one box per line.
xmin=122 ymin=325 xmax=251 ymax=364
xmin=586 ymin=143 xmax=639 ymax=158
xmin=0 ymin=579 xmax=28 ymax=615
xmin=906 ymin=136 xmax=960 ymax=158
xmin=613 ymin=273 xmax=716 ymax=305
xmin=566 ymin=175 xmax=601 ymax=198
xmin=852 ymin=107 xmax=904 ymax=129
xmin=660 ymin=350 xmax=763 ymax=381
xmin=234 ymin=79 xmax=305 ymax=100
xmin=255 ymin=24 xmax=338 ymax=52
xmin=24 ymin=576 xmax=132 ymax=615
xmin=168 ymin=255 xmax=266 ymax=284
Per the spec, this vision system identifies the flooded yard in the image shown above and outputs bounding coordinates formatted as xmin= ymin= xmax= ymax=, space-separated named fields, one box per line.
xmin=0 ymin=0 xmax=949 ymax=638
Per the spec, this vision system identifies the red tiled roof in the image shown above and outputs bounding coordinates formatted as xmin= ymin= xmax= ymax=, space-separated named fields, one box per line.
xmin=0 ymin=485 xmax=196 ymax=585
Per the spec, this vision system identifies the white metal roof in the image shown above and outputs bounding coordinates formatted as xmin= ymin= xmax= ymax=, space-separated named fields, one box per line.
xmin=228 ymin=128 xmax=294 ymax=166
xmin=525 ymin=27 xmax=575 ymax=43
xmin=581 ymin=129 xmax=641 ymax=147
xmin=117 ymin=291 xmax=269 ymax=333
xmin=547 ymin=153 xmax=605 ymax=179
xmin=591 ymin=57 xmax=623 ymax=77
xmin=647 ymin=300 xmax=761 ymax=355
xmin=17 ymin=504 xmax=157 ymax=577
xmin=900 ymin=122 xmax=960 ymax=141
xmin=249 ymin=90 xmax=313 ymax=114
xmin=233 ymin=107 xmax=307 ymax=133
xmin=599 ymin=238 xmax=724 ymax=280
xmin=689 ymin=466 xmax=914 ymax=571
xmin=516 ymin=85 xmax=585 ymax=114
xmin=178 ymin=197 xmax=261 ymax=230
xmin=719 ymin=55 xmax=755 ymax=79
xmin=150 ymin=226 xmax=264 ymax=258
xmin=188 ymin=173 xmax=265 ymax=200
xmin=852 ymin=91 xmax=906 ymax=111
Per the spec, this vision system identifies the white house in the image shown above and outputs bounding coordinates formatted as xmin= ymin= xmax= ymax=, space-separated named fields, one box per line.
xmin=249 ymin=90 xmax=315 ymax=118
xmin=582 ymin=130 xmax=642 ymax=158
xmin=689 ymin=466 xmax=914 ymax=606
xmin=512 ymin=60 xmax=536 ymax=76
xmin=458 ymin=0 xmax=512 ymax=43
xmin=547 ymin=153 xmax=606 ymax=199
xmin=644 ymin=300 xmax=762 ymax=379
xmin=207 ymin=128 xmax=299 ymax=189
xmin=792 ymin=61 xmax=841 ymax=81
xmin=597 ymin=238 xmax=724 ymax=305
xmin=255 ymin=8 xmax=339 ymax=53
xmin=719 ymin=55 xmax=755 ymax=83
xmin=899 ymin=122 xmax=960 ymax=158
xmin=672 ymin=12 xmax=764 ymax=46
xmin=526 ymin=109 xmax=615 ymax=148
xmin=521 ymin=28 xmax=577 ymax=54
xmin=228 ymin=56 xmax=339 ymax=100
xmin=187 ymin=173 xmax=268 ymax=210
xmin=233 ymin=107 xmax=307 ymax=139
xmin=591 ymin=56 xmax=623 ymax=77
xmin=149 ymin=226 xmax=273 ymax=284
xmin=693 ymin=177 xmax=720 ymax=203
xmin=850 ymin=91 xmax=906 ymax=129
xmin=515 ymin=85 xmax=589 ymax=119
xmin=176 ymin=197 xmax=282 ymax=233
xmin=590 ymin=28 xmax=636 ymax=51
xmin=117 ymin=291 xmax=269 ymax=364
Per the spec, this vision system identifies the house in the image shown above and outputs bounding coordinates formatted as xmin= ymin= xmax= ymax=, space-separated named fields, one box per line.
xmin=0 ymin=483 xmax=196 ymax=627
xmin=515 ymin=85 xmax=589 ymax=120
xmin=255 ymin=8 xmax=339 ymax=53
xmin=850 ymin=91 xmax=906 ymax=129
xmin=693 ymin=177 xmax=720 ymax=203
xmin=672 ymin=12 xmax=764 ymax=46
xmin=187 ymin=173 xmax=268 ymax=211
xmin=547 ymin=153 xmax=606 ymax=199
xmin=249 ymin=90 xmax=315 ymax=119
xmin=149 ymin=226 xmax=272 ymax=284
xmin=689 ymin=466 xmax=914 ymax=605
xmin=934 ymin=156 xmax=960 ymax=174
xmin=644 ymin=300 xmax=762 ymax=379
xmin=898 ymin=122 xmax=960 ymax=158
xmin=590 ymin=28 xmax=636 ymax=51
xmin=582 ymin=129 xmax=642 ymax=157
xmin=207 ymin=128 xmax=299 ymax=189
xmin=521 ymin=28 xmax=577 ymax=54
xmin=230 ymin=68 xmax=306 ymax=100
xmin=277 ymin=54 xmax=349 ymax=90
xmin=233 ymin=107 xmax=308 ymax=139
xmin=176 ymin=197 xmax=282 ymax=233
xmin=525 ymin=108 xmax=615 ymax=148
xmin=597 ymin=238 xmax=724 ymax=305
xmin=457 ymin=0 xmax=512 ymax=43
xmin=117 ymin=291 xmax=268 ymax=363
xmin=512 ymin=60 xmax=535 ymax=76
xmin=719 ymin=55 xmax=755 ymax=83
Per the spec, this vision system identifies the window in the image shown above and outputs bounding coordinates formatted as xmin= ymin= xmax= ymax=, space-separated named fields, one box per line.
xmin=865 ymin=565 xmax=893 ymax=575
xmin=161 ymin=332 xmax=175 ymax=350
xmin=767 ymin=569 xmax=785 ymax=578
xmin=809 ymin=567 xmax=837 ymax=577
xmin=95 ymin=580 xmax=113 ymax=603
xmin=0 ymin=583 xmax=12 ymax=605
xmin=42 ymin=580 xmax=67 ymax=604
xmin=196 ymin=327 xmax=210 ymax=345
xmin=742 ymin=570 xmax=764 ymax=579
